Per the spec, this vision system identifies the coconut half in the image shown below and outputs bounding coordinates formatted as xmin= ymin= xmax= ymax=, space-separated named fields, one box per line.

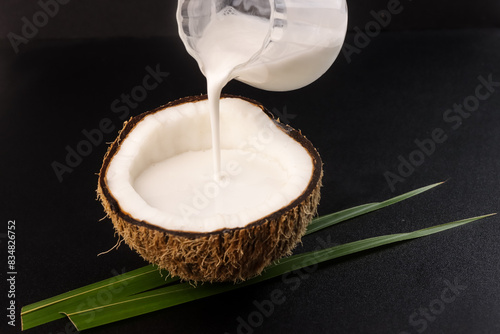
xmin=97 ymin=95 xmax=322 ymax=282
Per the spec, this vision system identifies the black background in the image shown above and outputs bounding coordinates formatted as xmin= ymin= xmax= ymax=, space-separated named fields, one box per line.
xmin=1 ymin=0 xmax=500 ymax=39
xmin=1 ymin=1 xmax=500 ymax=334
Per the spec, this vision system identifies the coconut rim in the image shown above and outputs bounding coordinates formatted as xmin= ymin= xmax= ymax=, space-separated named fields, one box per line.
xmin=98 ymin=94 xmax=322 ymax=239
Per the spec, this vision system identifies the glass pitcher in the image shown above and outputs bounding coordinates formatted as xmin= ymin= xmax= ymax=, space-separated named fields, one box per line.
xmin=177 ymin=0 xmax=348 ymax=92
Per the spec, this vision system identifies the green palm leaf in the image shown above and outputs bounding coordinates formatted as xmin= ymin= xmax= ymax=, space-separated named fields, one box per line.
xmin=21 ymin=265 xmax=176 ymax=330
xmin=23 ymin=181 xmax=494 ymax=332
xmin=305 ymin=182 xmax=443 ymax=235
xmin=64 ymin=213 xmax=495 ymax=331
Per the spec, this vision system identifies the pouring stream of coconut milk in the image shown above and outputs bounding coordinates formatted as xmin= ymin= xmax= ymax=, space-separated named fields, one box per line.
xmin=196 ymin=12 xmax=269 ymax=181
xmin=177 ymin=0 xmax=348 ymax=181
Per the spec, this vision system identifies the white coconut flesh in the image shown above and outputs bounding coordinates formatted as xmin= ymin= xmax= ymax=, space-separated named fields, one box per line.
xmin=105 ymin=97 xmax=314 ymax=234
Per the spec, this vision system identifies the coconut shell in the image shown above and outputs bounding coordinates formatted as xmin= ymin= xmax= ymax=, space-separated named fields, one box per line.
xmin=97 ymin=94 xmax=323 ymax=282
